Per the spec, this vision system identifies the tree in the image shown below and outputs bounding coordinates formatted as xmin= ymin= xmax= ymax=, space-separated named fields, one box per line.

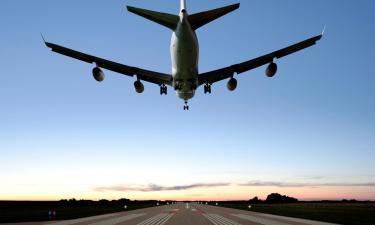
xmin=266 ymin=193 xmax=298 ymax=203
xmin=248 ymin=196 xmax=262 ymax=203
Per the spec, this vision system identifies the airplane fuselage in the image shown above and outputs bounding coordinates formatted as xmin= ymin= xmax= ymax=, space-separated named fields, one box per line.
xmin=171 ymin=11 xmax=199 ymax=101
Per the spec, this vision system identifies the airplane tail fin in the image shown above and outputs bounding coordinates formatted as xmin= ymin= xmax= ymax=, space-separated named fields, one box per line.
xmin=127 ymin=6 xmax=179 ymax=30
xmin=188 ymin=3 xmax=240 ymax=30
xmin=181 ymin=0 xmax=187 ymax=12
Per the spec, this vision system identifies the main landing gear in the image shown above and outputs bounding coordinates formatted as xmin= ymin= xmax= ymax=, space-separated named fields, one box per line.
xmin=183 ymin=101 xmax=189 ymax=111
xmin=160 ymin=83 xmax=167 ymax=95
xmin=204 ymin=83 xmax=212 ymax=94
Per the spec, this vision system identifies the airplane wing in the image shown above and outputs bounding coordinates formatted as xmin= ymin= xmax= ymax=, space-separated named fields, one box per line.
xmin=45 ymin=42 xmax=173 ymax=85
xmin=198 ymin=34 xmax=322 ymax=85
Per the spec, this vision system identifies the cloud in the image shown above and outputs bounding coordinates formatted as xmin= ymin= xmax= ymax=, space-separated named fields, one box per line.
xmin=240 ymin=180 xmax=375 ymax=188
xmin=297 ymin=175 xmax=327 ymax=180
xmin=94 ymin=180 xmax=375 ymax=193
xmin=94 ymin=182 xmax=231 ymax=192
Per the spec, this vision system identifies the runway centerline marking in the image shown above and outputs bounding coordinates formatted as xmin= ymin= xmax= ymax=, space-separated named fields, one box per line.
xmin=232 ymin=214 xmax=291 ymax=225
xmin=87 ymin=213 xmax=145 ymax=225
xmin=204 ymin=213 xmax=242 ymax=225
xmin=136 ymin=213 xmax=174 ymax=225
xmin=44 ymin=212 xmax=122 ymax=225
xmin=163 ymin=209 xmax=179 ymax=212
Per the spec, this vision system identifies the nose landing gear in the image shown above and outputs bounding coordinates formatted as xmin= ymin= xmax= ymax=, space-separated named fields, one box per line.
xmin=183 ymin=101 xmax=189 ymax=111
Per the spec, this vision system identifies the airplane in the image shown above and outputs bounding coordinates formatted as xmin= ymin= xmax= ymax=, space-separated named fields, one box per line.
xmin=44 ymin=0 xmax=322 ymax=110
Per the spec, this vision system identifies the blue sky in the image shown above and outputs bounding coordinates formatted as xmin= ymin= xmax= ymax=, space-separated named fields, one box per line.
xmin=0 ymin=0 xmax=374 ymax=201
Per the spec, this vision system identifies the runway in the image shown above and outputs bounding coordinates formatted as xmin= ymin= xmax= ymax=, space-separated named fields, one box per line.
xmin=3 ymin=203 xmax=340 ymax=225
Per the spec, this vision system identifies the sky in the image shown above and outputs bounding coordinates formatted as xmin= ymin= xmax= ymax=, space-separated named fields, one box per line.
xmin=0 ymin=0 xmax=375 ymax=201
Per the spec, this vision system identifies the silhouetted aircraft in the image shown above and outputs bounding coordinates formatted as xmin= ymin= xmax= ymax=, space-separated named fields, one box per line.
xmin=45 ymin=0 xmax=322 ymax=110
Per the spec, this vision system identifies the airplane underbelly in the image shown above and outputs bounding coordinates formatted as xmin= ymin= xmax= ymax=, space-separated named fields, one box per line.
xmin=171 ymin=31 xmax=198 ymax=74
xmin=170 ymin=24 xmax=199 ymax=100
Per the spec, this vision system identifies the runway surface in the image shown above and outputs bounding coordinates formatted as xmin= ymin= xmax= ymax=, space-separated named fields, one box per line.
xmin=3 ymin=203 xmax=340 ymax=225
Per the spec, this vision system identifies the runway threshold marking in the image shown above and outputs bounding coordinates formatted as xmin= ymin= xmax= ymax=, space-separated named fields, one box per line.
xmin=88 ymin=213 xmax=145 ymax=225
xmin=204 ymin=213 xmax=242 ymax=225
xmin=44 ymin=212 xmax=122 ymax=225
xmin=232 ymin=214 xmax=290 ymax=225
xmin=136 ymin=213 xmax=174 ymax=225
xmin=255 ymin=213 xmax=339 ymax=225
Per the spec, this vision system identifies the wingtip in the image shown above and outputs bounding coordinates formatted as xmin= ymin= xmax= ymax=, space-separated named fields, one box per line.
xmin=41 ymin=33 xmax=46 ymax=43
xmin=232 ymin=3 xmax=241 ymax=9
xmin=321 ymin=25 xmax=326 ymax=36
xmin=40 ymin=33 xmax=52 ymax=48
xmin=126 ymin=5 xmax=134 ymax=12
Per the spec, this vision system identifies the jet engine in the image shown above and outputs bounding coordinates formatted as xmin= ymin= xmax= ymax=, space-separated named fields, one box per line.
xmin=265 ymin=62 xmax=278 ymax=77
xmin=92 ymin=67 xmax=104 ymax=82
xmin=134 ymin=80 xmax=144 ymax=93
xmin=227 ymin=77 xmax=237 ymax=91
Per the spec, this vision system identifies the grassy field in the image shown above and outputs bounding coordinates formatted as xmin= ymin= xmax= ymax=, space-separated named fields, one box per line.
xmin=0 ymin=200 xmax=159 ymax=223
xmin=216 ymin=201 xmax=375 ymax=225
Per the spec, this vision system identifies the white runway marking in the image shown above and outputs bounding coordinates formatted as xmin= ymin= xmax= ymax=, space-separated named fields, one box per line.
xmin=136 ymin=213 xmax=173 ymax=225
xmin=44 ymin=213 xmax=121 ymax=225
xmin=136 ymin=214 xmax=164 ymax=225
xmin=232 ymin=214 xmax=291 ymax=225
xmin=204 ymin=213 xmax=241 ymax=225
xmin=255 ymin=213 xmax=340 ymax=225
xmin=88 ymin=213 xmax=145 ymax=225
xmin=164 ymin=209 xmax=179 ymax=212
xmin=157 ymin=214 xmax=173 ymax=225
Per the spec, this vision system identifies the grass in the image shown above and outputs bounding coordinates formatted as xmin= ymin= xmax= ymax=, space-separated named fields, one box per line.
xmin=216 ymin=201 xmax=375 ymax=225
xmin=0 ymin=200 xmax=158 ymax=223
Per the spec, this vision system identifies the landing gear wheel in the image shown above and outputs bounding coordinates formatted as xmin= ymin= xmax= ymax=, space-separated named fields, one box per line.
xmin=160 ymin=84 xmax=167 ymax=95
xmin=204 ymin=84 xmax=212 ymax=94
xmin=183 ymin=101 xmax=189 ymax=111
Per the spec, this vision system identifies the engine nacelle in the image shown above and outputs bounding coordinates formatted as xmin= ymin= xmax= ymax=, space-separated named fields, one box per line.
xmin=227 ymin=78 xmax=238 ymax=91
xmin=92 ymin=67 xmax=104 ymax=82
xmin=134 ymin=80 xmax=144 ymax=93
xmin=265 ymin=62 xmax=278 ymax=77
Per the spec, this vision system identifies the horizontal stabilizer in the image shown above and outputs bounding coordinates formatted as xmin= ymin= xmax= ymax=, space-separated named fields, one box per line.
xmin=127 ymin=6 xmax=179 ymax=30
xmin=188 ymin=3 xmax=240 ymax=30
